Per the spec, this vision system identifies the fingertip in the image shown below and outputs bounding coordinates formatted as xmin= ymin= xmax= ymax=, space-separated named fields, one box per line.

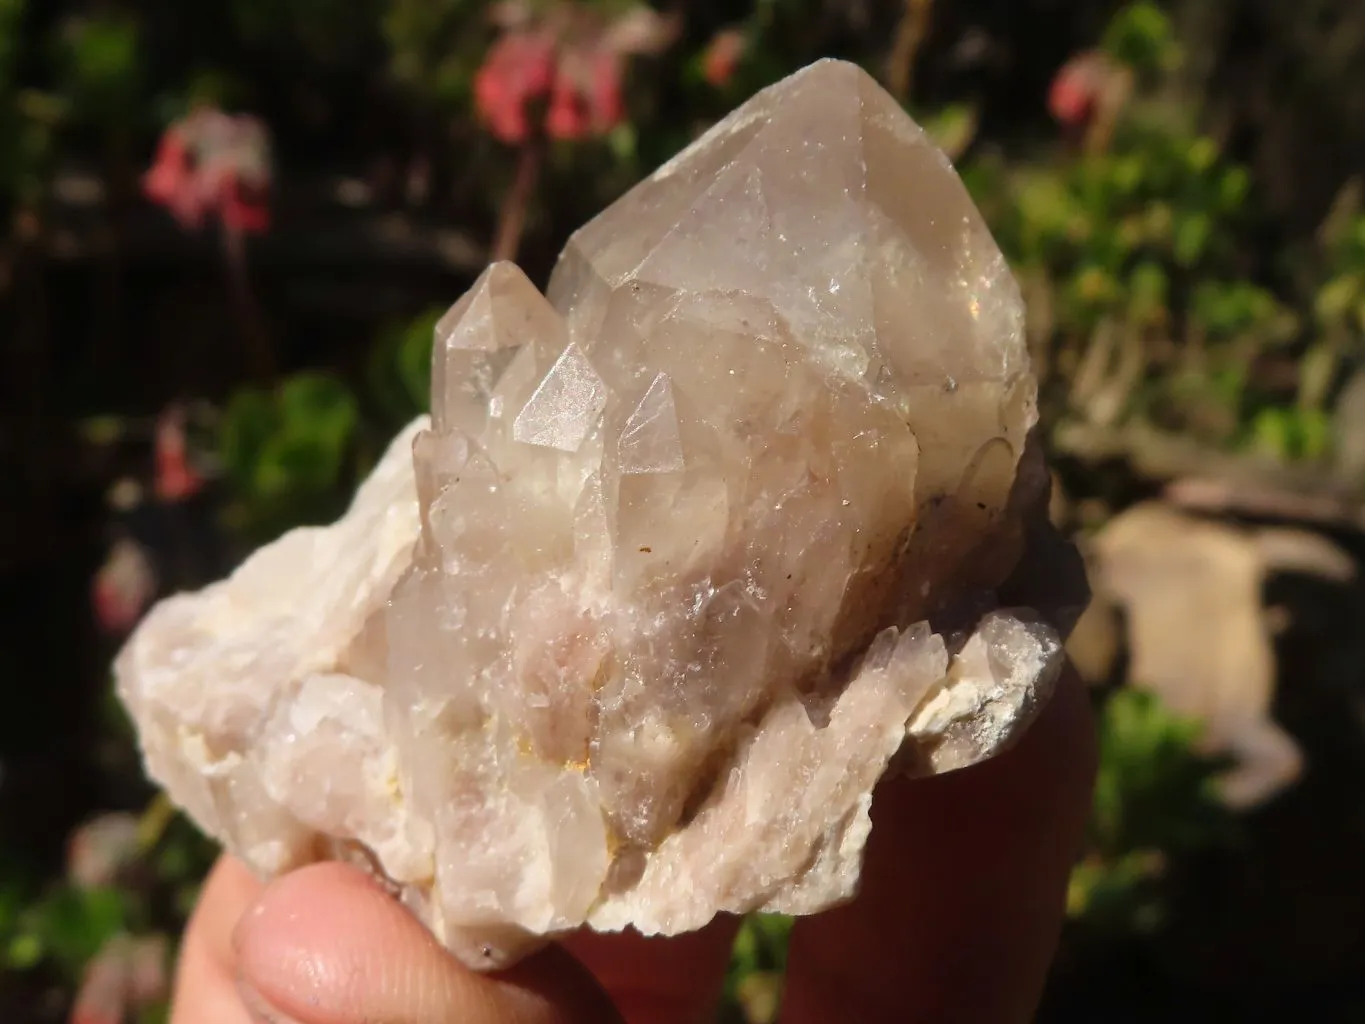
xmin=235 ymin=862 xmax=620 ymax=1024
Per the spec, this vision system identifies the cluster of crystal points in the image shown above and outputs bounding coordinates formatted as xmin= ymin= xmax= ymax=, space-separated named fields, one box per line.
xmin=115 ymin=60 xmax=1082 ymax=969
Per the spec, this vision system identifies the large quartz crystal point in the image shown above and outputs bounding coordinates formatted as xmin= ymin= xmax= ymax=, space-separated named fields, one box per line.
xmin=114 ymin=58 xmax=1085 ymax=973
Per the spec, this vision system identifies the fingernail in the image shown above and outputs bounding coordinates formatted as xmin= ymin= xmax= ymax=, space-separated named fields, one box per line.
xmin=236 ymin=977 xmax=305 ymax=1024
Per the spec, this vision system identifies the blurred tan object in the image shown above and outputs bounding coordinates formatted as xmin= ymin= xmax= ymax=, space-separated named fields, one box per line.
xmin=1089 ymin=502 xmax=1356 ymax=808
xmin=1333 ymin=367 xmax=1365 ymax=485
xmin=1063 ymin=596 xmax=1122 ymax=686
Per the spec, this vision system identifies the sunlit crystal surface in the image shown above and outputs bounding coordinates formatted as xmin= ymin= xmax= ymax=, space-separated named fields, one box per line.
xmin=115 ymin=60 xmax=1081 ymax=970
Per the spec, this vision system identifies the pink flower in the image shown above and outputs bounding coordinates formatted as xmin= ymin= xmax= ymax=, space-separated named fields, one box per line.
xmin=68 ymin=935 xmax=169 ymax=1024
xmin=126 ymin=936 xmax=170 ymax=1008
xmin=69 ymin=937 xmax=129 ymax=1024
xmin=543 ymin=48 xmax=623 ymax=140
xmin=1049 ymin=52 xmax=1109 ymax=128
xmin=544 ymin=74 xmax=588 ymax=140
xmin=92 ymin=538 xmax=156 ymax=635
xmin=143 ymin=130 xmax=211 ymax=229
xmin=702 ymin=28 xmax=746 ymax=88
xmin=473 ymin=4 xmax=674 ymax=145
xmin=219 ymin=172 xmax=270 ymax=233
xmin=475 ymin=31 xmax=557 ymax=143
xmin=143 ymin=108 xmax=272 ymax=233
xmin=154 ymin=405 xmax=205 ymax=503
xmin=67 ymin=813 xmax=141 ymax=889
xmin=586 ymin=49 xmax=623 ymax=133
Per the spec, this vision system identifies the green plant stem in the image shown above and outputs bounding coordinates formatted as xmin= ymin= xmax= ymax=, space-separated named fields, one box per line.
xmin=136 ymin=794 xmax=177 ymax=853
xmin=886 ymin=0 xmax=933 ymax=102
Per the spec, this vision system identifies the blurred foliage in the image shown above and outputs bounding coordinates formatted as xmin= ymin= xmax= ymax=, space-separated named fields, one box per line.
xmin=963 ymin=0 xmax=1364 ymax=464
xmin=1102 ymin=0 xmax=1179 ymax=74
xmin=1317 ymin=212 xmax=1365 ymax=340
xmin=1089 ymin=689 xmax=1229 ymax=858
xmin=384 ymin=0 xmax=486 ymax=110
xmin=722 ymin=914 xmax=792 ymax=1024
xmin=217 ymin=311 xmax=441 ymax=542
xmin=6 ymin=887 xmax=130 ymax=977
xmin=218 ymin=373 xmax=361 ymax=543
xmin=54 ymin=15 xmax=141 ymax=130
xmin=1069 ymin=689 xmax=1230 ymax=936
xmin=1 ymin=798 xmax=214 ymax=1020
xmin=369 ymin=306 xmax=441 ymax=425
xmin=0 ymin=0 xmax=56 ymax=219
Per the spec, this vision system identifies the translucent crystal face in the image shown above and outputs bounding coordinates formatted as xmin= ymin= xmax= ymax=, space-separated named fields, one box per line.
xmin=392 ymin=57 xmax=1036 ymax=936
xmin=116 ymin=59 xmax=1071 ymax=972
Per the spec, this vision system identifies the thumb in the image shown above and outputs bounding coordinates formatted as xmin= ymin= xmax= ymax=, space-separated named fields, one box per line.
xmin=233 ymin=862 xmax=622 ymax=1024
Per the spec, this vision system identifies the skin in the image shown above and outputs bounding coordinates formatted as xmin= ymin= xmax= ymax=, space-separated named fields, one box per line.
xmin=173 ymin=664 xmax=1094 ymax=1024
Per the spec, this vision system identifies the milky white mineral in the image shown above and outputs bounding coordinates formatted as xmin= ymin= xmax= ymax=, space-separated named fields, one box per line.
xmin=115 ymin=59 xmax=1085 ymax=969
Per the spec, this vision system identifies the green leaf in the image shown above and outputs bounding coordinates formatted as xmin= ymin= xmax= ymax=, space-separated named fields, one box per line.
xmin=1297 ymin=408 xmax=1332 ymax=461
xmin=1192 ymin=281 xmax=1290 ymax=340
xmin=1102 ymin=1 xmax=1178 ymax=73
xmin=398 ymin=311 xmax=441 ymax=414
xmin=1184 ymin=137 xmax=1216 ymax=175
xmin=6 ymin=933 xmax=42 ymax=970
xmin=1110 ymin=155 xmax=1145 ymax=196
xmin=253 ymin=432 xmax=341 ymax=501
xmin=1090 ymin=689 xmax=1229 ymax=857
xmin=1067 ymin=850 xmax=1168 ymax=933
xmin=729 ymin=917 xmax=760 ymax=974
xmin=1173 ymin=212 xmax=1211 ymax=267
xmin=1127 ymin=261 xmax=1168 ymax=325
xmin=219 ymin=372 xmax=360 ymax=541
xmin=1217 ymin=166 xmax=1250 ymax=211
xmin=1251 ymin=407 xmax=1293 ymax=460
xmin=20 ymin=886 xmax=130 ymax=978
xmin=219 ymin=387 xmax=279 ymax=495
xmin=1315 ymin=274 xmax=1361 ymax=327
xmin=57 ymin=15 xmax=142 ymax=122
xmin=277 ymin=373 xmax=358 ymax=444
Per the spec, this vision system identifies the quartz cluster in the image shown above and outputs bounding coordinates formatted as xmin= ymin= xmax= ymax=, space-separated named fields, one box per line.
xmin=116 ymin=59 xmax=1084 ymax=969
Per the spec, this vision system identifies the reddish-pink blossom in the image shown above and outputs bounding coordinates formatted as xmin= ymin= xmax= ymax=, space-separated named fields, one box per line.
xmin=69 ymin=938 xmax=128 ymax=1024
xmin=475 ymin=31 xmax=557 ymax=143
xmin=92 ymin=538 xmax=156 ymax=635
xmin=143 ymin=108 xmax=272 ymax=234
xmin=143 ymin=130 xmax=212 ymax=229
xmin=539 ymin=47 xmax=625 ymax=140
xmin=702 ymin=28 xmax=746 ymax=88
xmin=544 ymin=75 xmax=588 ymax=139
xmin=126 ymin=936 xmax=170 ymax=1008
xmin=586 ymin=49 xmax=623 ymax=133
xmin=1049 ymin=52 xmax=1108 ymax=128
xmin=154 ymin=406 xmax=205 ymax=503
xmin=67 ymin=813 xmax=141 ymax=890
xmin=473 ymin=3 xmax=671 ymax=145
xmin=68 ymin=934 xmax=168 ymax=1024
xmin=221 ymin=175 xmax=270 ymax=233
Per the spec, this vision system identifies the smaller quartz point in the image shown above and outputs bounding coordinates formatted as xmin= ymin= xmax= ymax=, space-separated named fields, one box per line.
xmin=116 ymin=59 xmax=1086 ymax=970
xmin=513 ymin=343 xmax=609 ymax=452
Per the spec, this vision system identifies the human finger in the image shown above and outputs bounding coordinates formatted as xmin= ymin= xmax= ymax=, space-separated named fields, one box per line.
xmin=171 ymin=854 xmax=263 ymax=1024
xmin=561 ymin=915 xmax=740 ymax=1024
xmin=780 ymin=662 xmax=1096 ymax=1023
xmin=233 ymin=860 xmax=624 ymax=1024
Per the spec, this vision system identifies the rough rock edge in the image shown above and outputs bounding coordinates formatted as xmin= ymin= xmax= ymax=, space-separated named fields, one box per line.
xmin=116 ymin=415 xmax=1082 ymax=969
